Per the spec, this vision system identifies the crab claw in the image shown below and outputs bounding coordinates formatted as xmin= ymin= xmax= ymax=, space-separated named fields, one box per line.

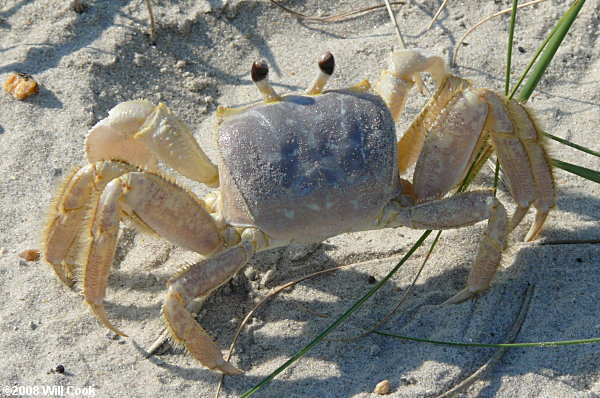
xmin=86 ymin=100 xmax=219 ymax=187
xmin=86 ymin=99 xmax=158 ymax=168
xmin=387 ymin=49 xmax=448 ymax=89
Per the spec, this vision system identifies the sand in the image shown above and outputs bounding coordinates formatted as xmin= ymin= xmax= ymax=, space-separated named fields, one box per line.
xmin=1 ymin=1 xmax=599 ymax=397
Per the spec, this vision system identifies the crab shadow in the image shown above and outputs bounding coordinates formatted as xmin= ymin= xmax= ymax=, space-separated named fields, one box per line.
xmin=224 ymin=236 xmax=598 ymax=397
xmin=543 ymin=188 xmax=600 ymax=241
xmin=1 ymin=0 xmax=128 ymax=74
xmin=0 ymin=0 xmax=282 ymax=86
xmin=288 ymin=0 xmax=459 ymax=50
xmin=99 ymin=196 xmax=599 ymax=397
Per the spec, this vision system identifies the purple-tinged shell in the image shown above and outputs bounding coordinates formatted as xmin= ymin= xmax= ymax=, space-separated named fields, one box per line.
xmin=217 ymin=89 xmax=399 ymax=242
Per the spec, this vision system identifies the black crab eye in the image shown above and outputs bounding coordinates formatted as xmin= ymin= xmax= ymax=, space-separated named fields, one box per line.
xmin=318 ymin=52 xmax=335 ymax=76
xmin=251 ymin=59 xmax=269 ymax=82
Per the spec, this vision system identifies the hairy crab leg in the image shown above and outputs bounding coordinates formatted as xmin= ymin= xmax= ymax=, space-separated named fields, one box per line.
xmin=82 ymin=172 xmax=224 ymax=337
xmin=380 ymin=47 xmax=554 ymax=239
xmin=506 ymin=99 xmax=555 ymax=241
xmin=86 ymin=99 xmax=219 ymax=187
xmin=412 ymin=87 xmax=489 ymax=201
xmin=164 ymin=241 xmax=256 ymax=375
xmin=480 ymin=90 xmax=538 ymax=232
xmin=379 ymin=190 xmax=507 ymax=303
xmin=43 ymin=161 xmax=136 ymax=287
xmin=479 ymin=90 xmax=555 ymax=240
xmin=446 ymin=195 xmax=507 ymax=303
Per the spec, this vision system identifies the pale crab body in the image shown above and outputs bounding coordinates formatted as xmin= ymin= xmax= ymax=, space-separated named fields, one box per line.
xmin=217 ymin=89 xmax=400 ymax=241
xmin=43 ymin=49 xmax=554 ymax=375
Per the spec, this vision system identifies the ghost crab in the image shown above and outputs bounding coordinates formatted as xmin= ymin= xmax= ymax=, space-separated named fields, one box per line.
xmin=43 ymin=49 xmax=554 ymax=374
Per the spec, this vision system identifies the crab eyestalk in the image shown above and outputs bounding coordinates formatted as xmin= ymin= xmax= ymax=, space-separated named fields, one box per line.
xmin=251 ymin=59 xmax=281 ymax=103
xmin=306 ymin=51 xmax=335 ymax=95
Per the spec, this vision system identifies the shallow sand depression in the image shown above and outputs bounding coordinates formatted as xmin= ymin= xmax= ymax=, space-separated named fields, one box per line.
xmin=0 ymin=1 xmax=599 ymax=397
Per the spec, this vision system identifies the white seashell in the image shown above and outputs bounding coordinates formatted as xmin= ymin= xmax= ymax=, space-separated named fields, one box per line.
xmin=373 ymin=380 xmax=391 ymax=395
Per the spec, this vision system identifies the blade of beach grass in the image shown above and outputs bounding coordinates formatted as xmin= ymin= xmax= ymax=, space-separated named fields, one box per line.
xmin=544 ymin=132 xmax=600 ymax=157
xmin=510 ymin=0 xmax=597 ymax=182
xmin=516 ymin=0 xmax=587 ymax=102
xmin=507 ymin=22 xmax=559 ymax=100
xmin=373 ymin=331 xmax=600 ymax=348
xmin=551 ymin=160 xmax=600 ymax=184
xmin=505 ymin=0 xmax=519 ymax=97
xmin=550 ymin=149 xmax=599 ymax=183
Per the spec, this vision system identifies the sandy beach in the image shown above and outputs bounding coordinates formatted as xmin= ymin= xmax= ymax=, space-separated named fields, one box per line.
xmin=1 ymin=1 xmax=599 ymax=397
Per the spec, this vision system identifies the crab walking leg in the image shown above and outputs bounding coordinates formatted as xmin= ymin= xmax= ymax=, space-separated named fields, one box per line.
xmin=480 ymin=90 xmax=538 ymax=233
xmin=164 ymin=242 xmax=257 ymax=374
xmin=43 ymin=161 xmax=136 ymax=287
xmin=82 ymin=172 xmax=224 ymax=337
xmin=506 ymin=100 xmax=555 ymax=241
xmin=412 ymin=88 xmax=489 ymax=201
xmin=394 ymin=76 xmax=472 ymax=175
xmin=379 ymin=190 xmax=507 ymax=303
xmin=86 ymin=100 xmax=219 ymax=187
xmin=445 ymin=195 xmax=508 ymax=304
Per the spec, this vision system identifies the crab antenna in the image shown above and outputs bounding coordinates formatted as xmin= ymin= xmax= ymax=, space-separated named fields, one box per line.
xmin=306 ymin=52 xmax=335 ymax=95
xmin=251 ymin=59 xmax=282 ymax=102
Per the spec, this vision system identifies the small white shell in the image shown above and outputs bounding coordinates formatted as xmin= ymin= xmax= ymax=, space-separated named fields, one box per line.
xmin=373 ymin=380 xmax=391 ymax=395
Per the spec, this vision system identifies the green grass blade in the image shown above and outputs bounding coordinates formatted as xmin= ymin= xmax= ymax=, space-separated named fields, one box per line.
xmin=505 ymin=0 xmax=519 ymax=96
xmin=517 ymin=0 xmax=587 ymax=102
xmin=499 ymin=1 xmax=518 ymax=194
xmin=374 ymin=330 xmax=600 ymax=348
xmin=545 ymin=132 xmax=600 ymax=158
xmin=241 ymin=231 xmax=432 ymax=398
xmin=508 ymin=19 xmax=560 ymax=100
xmin=552 ymin=159 xmax=600 ymax=183
xmin=493 ymin=158 xmax=501 ymax=196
